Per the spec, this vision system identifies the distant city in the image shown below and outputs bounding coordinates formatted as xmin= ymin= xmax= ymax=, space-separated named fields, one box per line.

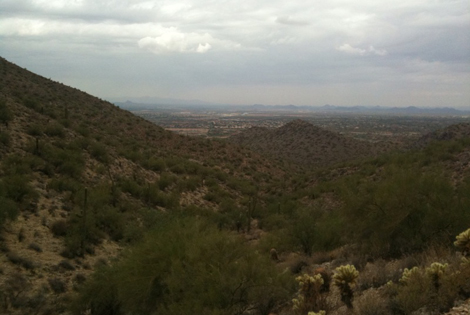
xmin=116 ymin=101 xmax=470 ymax=144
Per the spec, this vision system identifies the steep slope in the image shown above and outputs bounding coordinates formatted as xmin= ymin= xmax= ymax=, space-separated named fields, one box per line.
xmin=229 ymin=119 xmax=382 ymax=167
xmin=0 ymin=57 xmax=288 ymax=314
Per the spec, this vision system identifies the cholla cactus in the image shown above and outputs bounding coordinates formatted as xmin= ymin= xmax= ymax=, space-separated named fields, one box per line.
xmin=461 ymin=257 xmax=470 ymax=266
xmin=292 ymin=273 xmax=324 ymax=313
xmin=454 ymin=228 xmax=470 ymax=256
xmin=296 ymin=273 xmax=324 ymax=296
xmin=333 ymin=265 xmax=359 ymax=309
xmin=399 ymin=267 xmax=420 ymax=285
xmin=426 ymin=262 xmax=448 ymax=290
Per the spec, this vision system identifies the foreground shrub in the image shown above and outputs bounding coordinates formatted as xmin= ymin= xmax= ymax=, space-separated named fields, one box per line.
xmin=72 ymin=216 xmax=293 ymax=315
xmin=388 ymin=261 xmax=461 ymax=313
xmin=339 ymin=166 xmax=469 ymax=257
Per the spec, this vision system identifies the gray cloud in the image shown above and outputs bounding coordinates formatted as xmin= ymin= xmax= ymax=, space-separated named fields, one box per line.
xmin=0 ymin=0 xmax=468 ymax=107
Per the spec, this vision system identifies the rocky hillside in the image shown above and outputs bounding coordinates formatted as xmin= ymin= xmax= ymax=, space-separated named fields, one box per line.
xmin=413 ymin=123 xmax=470 ymax=148
xmin=0 ymin=57 xmax=287 ymax=314
xmin=229 ymin=119 xmax=384 ymax=167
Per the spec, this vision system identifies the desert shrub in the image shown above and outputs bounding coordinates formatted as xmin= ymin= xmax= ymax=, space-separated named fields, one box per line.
xmin=387 ymin=261 xmax=462 ymax=314
xmin=157 ymin=173 xmax=177 ymax=191
xmin=72 ymin=216 xmax=293 ymax=315
xmin=176 ymin=176 xmax=201 ymax=192
xmin=147 ymin=190 xmax=179 ymax=209
xmin=71 ymin=266 xmax=121 ymax=315
xmin=0 ymin=273 xmax=31 ymax=310
xmin=28 ymin=243 xmax=43 ymax=253
xmin=26 ymin=123 xmax=43 ymax=136
xmin=94 ymin=206 xmax=125 ymax=241
xmin=119 ymin=178 xmax=144 ymax=198
xmin=353 ymin=289 xmax=391 ymax=315
xmin=2 ymin=154 xmax=42 ymax=175
xmin=0 ymin=130 xmax=10 ymax=146
xmin=51 ymin=220 xmax=68 ymax=237
xmin=63 ymin=208 xmax=105 ymax=257
xmin=58 ymin=260 xmax=76 ymax=271
xmin=227 ymin=177 xmax=256 ymax=196
xmin=42 ymin=145 xmax=84 ymax=178
xmin=1 ymin=175 xmax=37 ymax=203
xmin=48 ymin=278 xmax=67 ymax=294
xmin=0 ymin=197 xmax=18 ymax=227
xmin=7 ymin=252 xmax=36 ymax=270
xmin=339 ymin=166 xmax=468 ymax=257
xmin=48 ymin=177 xmax=82 ymax=193
xmin=44 ymin=122 xmax=65 ymax=138
xmin=143 ymin=157 xmax=166 ymax=172
xmin=89 ymin=142 xmax=109 ymax=163
xmin=289 ymin=208 xmax=319 ymax=256
xmin=286 ymin=206 xmax=341 ymax=256
xmin=74 ymin=124 xmax=90 ymax=137
xmin=0 ymin=99 xmax=13 ymax=126
xmin=23 ymin=98 xmax=40 ymax=111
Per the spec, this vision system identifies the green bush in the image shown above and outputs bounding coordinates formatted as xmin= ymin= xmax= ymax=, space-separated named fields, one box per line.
xmin=2 ymin=154 xmax=42 ymax=176
xmin=338 ymin=166 xmax=467 ymax=257
xmin=387 ymin=261 xmax=461 ymax=313
xmin=42 ymin=145 xmax=84 ymax=178
xmin=0 ymin=197 xmax=19 ymax=227
xmin=48 ymin=177 xmax=82 ymax=193
xmin=26 ymin=124 xmax=43 ymax=136
xmin=0 ymin=130 xmax=10 ymax=146
xmin=23 ymin=98 xmax=40 ymax=111
xmin=1 ymin=175 xmax=37 ymax=203
xmin=0 ymin=99 xmax=13 ymax=126
xmin=143 ymin=157 xmax=166 ymax=172
xmin=44 ymin=122 xmax=65 ymax=138
xmin=72 ymin=216 xmax=293 ymax=315
xmin=89 ymin=142 xmax=109 ymax=164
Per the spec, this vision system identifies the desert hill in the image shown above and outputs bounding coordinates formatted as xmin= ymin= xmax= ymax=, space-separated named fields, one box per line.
xmin=412 ymin=122 xmax=470 ymax=148
xmin=229 ymin=119 xmax=384 ymax=167
xmin=1 ymin=57 xmax=470 ymax=315
xmin=0 ymin=57 xmax=289 ymax=314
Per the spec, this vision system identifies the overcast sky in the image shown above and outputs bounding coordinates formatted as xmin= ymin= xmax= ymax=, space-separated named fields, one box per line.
xmin=1 ymin=0 xmax=469 ymax=107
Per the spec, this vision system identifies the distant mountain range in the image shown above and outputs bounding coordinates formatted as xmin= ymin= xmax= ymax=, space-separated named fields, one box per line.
xmin=114 ymin=99 xmax=470 ymax=116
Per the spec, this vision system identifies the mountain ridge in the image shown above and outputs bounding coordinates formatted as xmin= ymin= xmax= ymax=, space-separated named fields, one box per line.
xmin=229 ymin=119 xmax=388 ymax=167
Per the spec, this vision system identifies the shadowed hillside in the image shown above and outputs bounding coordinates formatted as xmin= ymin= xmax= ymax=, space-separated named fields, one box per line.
xmin=229 ymin=119 xmax=385 ymax=167
xmin=413 ymin=123 xmax=470 ymax=149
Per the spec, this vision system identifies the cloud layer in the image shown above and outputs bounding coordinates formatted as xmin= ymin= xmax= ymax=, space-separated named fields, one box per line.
xmin=0 ymin=0 xmax=469 ymax=107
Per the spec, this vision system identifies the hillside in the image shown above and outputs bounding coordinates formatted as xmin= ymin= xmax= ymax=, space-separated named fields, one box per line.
xmin=229 ymin=119 xmax=386 ymax=167
xmin=412 ymin=123 xmax=470 ymax=148
xmin=0 ymin=57 xmax=290 ymax=314
xmin=1 ymin=57 xmax=470 ymax=315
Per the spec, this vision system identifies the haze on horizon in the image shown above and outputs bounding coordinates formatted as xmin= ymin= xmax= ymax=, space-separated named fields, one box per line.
xmin=0 ymin=0 xmax=469 ymax=108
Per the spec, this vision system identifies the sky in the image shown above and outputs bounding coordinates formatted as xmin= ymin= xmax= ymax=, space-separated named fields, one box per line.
xmin=0 ymin=0 xmax=469 ymax=108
